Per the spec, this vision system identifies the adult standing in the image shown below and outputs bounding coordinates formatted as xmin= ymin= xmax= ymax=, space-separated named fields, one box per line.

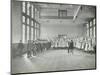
xmin=32 ymin=41 xmax=37 ymax=56
xmin=67 ymin=41 xmax=70 ymax=53
xmin=17 ymin=40 xmax=24 ymax=56
xmin=69 ymin=40 xmax=74 ymax=54
xmin=27 ymin=40 xmax=32 ymax=58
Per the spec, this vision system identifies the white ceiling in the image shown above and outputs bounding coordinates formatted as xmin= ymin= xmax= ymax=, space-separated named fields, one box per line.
xmin=35 ymin=3 xmax=96 ymax=26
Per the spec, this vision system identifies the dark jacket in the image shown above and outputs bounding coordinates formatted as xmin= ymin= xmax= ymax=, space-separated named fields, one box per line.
xmin=69 ymin=41 xmax=74 ymax=49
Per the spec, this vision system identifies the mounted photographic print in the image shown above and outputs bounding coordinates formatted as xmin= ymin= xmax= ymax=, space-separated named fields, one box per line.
xmin=11 ymin=0 xmax=96 ymax=74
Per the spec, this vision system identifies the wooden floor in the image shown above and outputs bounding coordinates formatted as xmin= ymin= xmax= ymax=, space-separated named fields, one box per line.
xmin=11 ymin=49 xmax=96 ymax=74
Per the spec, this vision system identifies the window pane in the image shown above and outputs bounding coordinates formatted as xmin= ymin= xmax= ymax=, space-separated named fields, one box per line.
xmin=59 ymin=10 xmax=67 ymax=17
xmin=37 ymin=30 xmax=39 ymax=39
xmin=27 ymin=26 xmax=29 ymax=41
xmin=86 ymin=23 xmax=89 ymax=29
xmin=27 ymin=2 xmax=30 ymax=15
xmin=93 ymin=18 xmax=96 ymax=25
xmin=22 ymin=16 xmax=25 ymax=23
xmin=37 ymin=10 xmax=39 ymax=19
xmin=35 ymin=28 xmax=37 ymax=40
xmin=90 ymin=21 xmax=92 ymax=27
xmin=33 ymin=28 xmax=35 ymax=40
xmin=22 ymin=24 xmax=25 ymax=43
xmin=22 ymin=2 xmax=25 ymax=13
xmin=35 ymin=8 xmax=37 ymax=19
xmin=90 ymin=28 xmax=92 ymax=37
xmin=31 ymin=28 xmax=33 ymax=40
xmin=31 ymin=4 xmax=34 ymax=18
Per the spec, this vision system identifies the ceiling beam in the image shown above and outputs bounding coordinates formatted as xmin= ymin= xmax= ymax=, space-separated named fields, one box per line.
xmin=73 ymin=6 xmax=81 ymax=21
xmin=40 ymin=16 xmax=73 ymax=19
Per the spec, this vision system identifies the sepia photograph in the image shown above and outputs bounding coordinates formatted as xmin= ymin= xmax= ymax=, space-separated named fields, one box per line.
xmin=11 ymin=0 xmax=96 ymax=74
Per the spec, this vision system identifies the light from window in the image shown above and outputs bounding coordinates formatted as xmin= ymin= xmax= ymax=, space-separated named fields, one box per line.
xmin=31 ymin=4 xmax=34 ymax=18
xmin=90 ymin=21 xmax=92 ymax=27
xmin=22 ymin=24 xmax=25 ymax=43
xmin=37 ymin=30 xmax=39 ymax=39
xmin=31 ymin=28 xmax=33 ymax=40
xmin=90 ymin=28 xmax=92 ymax=37
xmin=35 ymin=8 xmax=38 ymax=19
xmin=22 ymin=16 xmax=25 ymax=23
xmin=93 ymin=18 xmax=95 ymax=25
xmin=86 ymin=24 xmax=89 ymax=29
xmin=27 ymin=26 xmax=29 ymax=41
xmin=22 ymin=2 xmax=25 ymax=13
xmin=27 ymin=2 xmax=30 ymax=15
xmin=35 ymin=28 xmax=37 ymax=40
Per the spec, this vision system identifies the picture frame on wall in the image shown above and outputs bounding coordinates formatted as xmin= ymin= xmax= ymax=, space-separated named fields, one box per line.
xmin=11 ymin=0 xmax=96 ymax=74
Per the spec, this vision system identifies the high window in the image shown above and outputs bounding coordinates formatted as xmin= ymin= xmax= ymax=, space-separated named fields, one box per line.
xmin=22 ymin=2 xmax=40 ymax=43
